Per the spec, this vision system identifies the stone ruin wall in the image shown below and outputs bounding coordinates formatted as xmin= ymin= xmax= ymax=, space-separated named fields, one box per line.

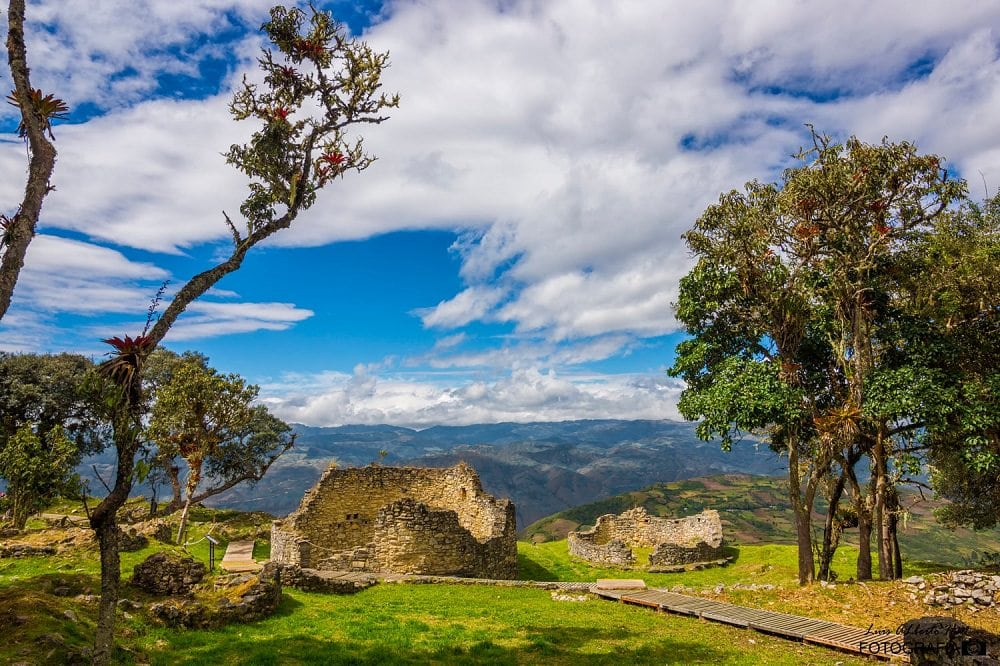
xmin=271 ymin=463 xmax=517 ymax=579
xmin=567 ymin=507 xmax=723 ymax=568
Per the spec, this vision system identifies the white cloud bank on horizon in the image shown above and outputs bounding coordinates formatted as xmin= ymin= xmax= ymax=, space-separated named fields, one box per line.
xmin=260 ymin=365 xmax=684 ymax=428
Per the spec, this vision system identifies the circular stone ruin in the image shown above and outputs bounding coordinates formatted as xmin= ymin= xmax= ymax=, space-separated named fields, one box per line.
xmin=568 ymin=507 xmax=724 ymax=569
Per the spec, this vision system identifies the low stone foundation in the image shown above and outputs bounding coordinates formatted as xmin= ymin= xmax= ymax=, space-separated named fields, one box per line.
xmin=131 ymin=552 xmax=206 ymax=595
xmin=568 ymin=507 xmax=723 ymax=569
xmin=271 ymin=463 xmax=517 ymax=579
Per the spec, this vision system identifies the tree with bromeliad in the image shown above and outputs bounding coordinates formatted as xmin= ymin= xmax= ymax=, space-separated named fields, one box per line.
xmin=83 ymin=7 xmax=398 ymax=664
xmin=145 ymin=349 xmax=294 ymax=544
xmin=669 ymin=128 xmax=996 ymax=585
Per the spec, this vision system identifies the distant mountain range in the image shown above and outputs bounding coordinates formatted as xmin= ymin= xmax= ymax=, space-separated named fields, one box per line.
xmin=82 ymin=419 xmax=787 ymax=527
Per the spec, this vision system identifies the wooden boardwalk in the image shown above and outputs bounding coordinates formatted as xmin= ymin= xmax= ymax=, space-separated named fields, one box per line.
xmin=595 ymin=588 xmax=909 ymax=662
xmin=220 ymin=540 xmax=262 ymax=573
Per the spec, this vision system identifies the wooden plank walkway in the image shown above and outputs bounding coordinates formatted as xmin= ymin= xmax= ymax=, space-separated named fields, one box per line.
xmin=595 ymin=588 xmax=909 ymax=662
xmin=220 ymin=540 xmax=262 ymax=573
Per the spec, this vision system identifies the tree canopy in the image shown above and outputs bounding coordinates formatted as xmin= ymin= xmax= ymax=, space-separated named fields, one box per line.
xmin=0 ymin=352 xmax=105 ymax=528
xmin=146 ymin=351 xmax=294 ymax=542
xmin=670 ymin=130 xmax=997 ymax=583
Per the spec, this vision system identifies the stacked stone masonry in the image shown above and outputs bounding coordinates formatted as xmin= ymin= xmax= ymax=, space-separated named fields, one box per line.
xmin=271 ymin=463 xmax=517 ymax=579
xmin=568 ymin=507 xmax=723 ymax=568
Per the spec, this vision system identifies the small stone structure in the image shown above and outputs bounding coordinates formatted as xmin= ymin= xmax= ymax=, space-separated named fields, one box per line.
xmin=132 ymin=552 xmax=207 ymax=595
xmin=568 ymin=507 xmax=723 ymax=569
xmin=150 ymin=562 xmax=283 ymax=629
xmin=271 ymin=463 xmax=517 ymax=579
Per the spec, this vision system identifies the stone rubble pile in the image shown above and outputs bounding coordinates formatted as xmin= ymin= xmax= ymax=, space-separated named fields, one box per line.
xmin=149 ymin=562 xmax=283 ymax=628
xmin=903 ymin=570 xmax=1000 ymax=611
xmin=0 ymin=543 xmax=56 ymax=557
xmin=131 ymin=552 xmax=206 ymax=595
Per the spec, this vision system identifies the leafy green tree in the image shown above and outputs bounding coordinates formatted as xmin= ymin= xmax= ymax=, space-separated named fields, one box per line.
xmin=0 ymin=352 xmax=105 ymax=528
xmin=0 ymin=424 xmax=78 ymax=528
xmin=147 ymin=353 xmax=293 ymax=542
xmin=89 ymin=7 xmax=397 ymax=662
xmin=669 ymin=176 xmax=839 ymax=584
xmin=0 ymin=352 xmax=104 ymax=451
xmin=779 ymin=133 xmax=964 ymax=580
xmin=901 ymin=195 xmax=1000 ymax=531
xmin=671 ymin=130 xmax=970 ymax=584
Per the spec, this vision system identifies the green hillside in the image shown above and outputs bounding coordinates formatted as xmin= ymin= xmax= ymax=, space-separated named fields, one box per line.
xmin=523 ymin=473 xmax=1000 ymax=567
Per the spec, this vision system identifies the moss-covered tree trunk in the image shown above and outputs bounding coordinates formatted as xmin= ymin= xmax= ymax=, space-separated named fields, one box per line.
xmin=818 ymin=469 xmax=848 ymax=581
xmin=90 ymin=417 xmax=141 ymax=666
xmin=175 ymin=463 xmax=202 ymax=544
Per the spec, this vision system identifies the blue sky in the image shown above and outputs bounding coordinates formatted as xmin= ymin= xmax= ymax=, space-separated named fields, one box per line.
xmin=2 ymin=1 xmax=999 ymax=427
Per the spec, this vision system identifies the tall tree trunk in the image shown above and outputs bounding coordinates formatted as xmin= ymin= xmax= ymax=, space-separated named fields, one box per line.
xmin=842 ymin=447 xmax=873 ymax=581
xmin=846 ymin=461 xmax=873 ymax=581
xmin=90 ymin=415 xmax=141 ymax=666
xmin=871 ymin=433 xmax=893 ymax=580
xmin=168 ymin=464 xmax=182 ymax=508
xmin=857 ymin=512 xmax=873 ymax=581
xmin=176 ymin=497 xmax=194 ymax=545
xmin=91 ymin=516 xmax=120 ymax=666
xmin=788 ymin=445 xmax=815 ymax=585
xmin=818 ymin=468 xmax=847 ymax=581
xmin=888 ymin=488 xmax=903 ymax=579
xmin=175 ymin=464 xmax=201 ymax=544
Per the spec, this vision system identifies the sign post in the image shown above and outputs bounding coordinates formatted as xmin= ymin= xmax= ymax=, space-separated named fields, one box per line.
xmin=206 ymin=535 xmax=219 ymax=572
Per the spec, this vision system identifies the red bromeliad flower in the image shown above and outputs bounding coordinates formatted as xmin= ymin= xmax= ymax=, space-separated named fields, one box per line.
xmin=315 ymin=151 xmax=347 ymax=185
xmin=6 ymin=88 xmax=69 ymax=139
xmin=293 ymin=38 xmax=326 ymax=60
xmin=271 ymin=107 xmax=290 ymax=122
xmin=319 ymin=151 xmax=345 ymax=166
xmin=99 ymin=334 xmax=156 ymax=400
xmin=102 ymin=334 xmax=155 ymax=354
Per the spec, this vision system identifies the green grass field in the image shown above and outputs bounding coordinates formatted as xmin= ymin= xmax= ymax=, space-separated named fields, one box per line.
xmin=2 ymin=501 xmax=992 ymax=664
xmin=0 ymin=513 xmax=879 ymax=665
xmin=120 ymin=584 xmax=870 ymax=665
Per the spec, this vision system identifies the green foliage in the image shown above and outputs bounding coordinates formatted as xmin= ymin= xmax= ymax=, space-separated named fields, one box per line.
xmin=148 ymin=355 xmax=260 ymax=464
xmin=0 ymin=424 xmax=79 ymax=528
xmin=0 ymin=352 xmax=106 ymax=453
xmin=226 ymin=5 xmax=399 ymax=229
xmin=146 ymin=351 xmax=294 ymax=530
xmin=670 ymin=129 xmax=997 ymax=580
xmin=0 ymin=353 xmax=108 ymax=526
